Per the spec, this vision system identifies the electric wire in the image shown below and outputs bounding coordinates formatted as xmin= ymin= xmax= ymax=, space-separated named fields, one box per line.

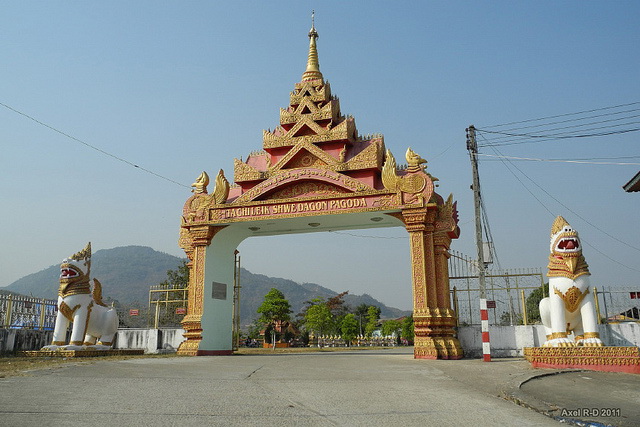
xmin=479 ymin=109 xmax=640 ymax=143
xmin=429 ymin=141 xmax=456 ymax=160
xmin=477 ymin=153 xmax=640 ymax=166
xmin=480 ymin=196 xmax=501 ymax=270
xmin=477 ymin=133 xmax=640 ymax=272
xmin=329 ymin=231 xmax=407 ymax=240
xmin=477 ymin=126 xmax=640 ymax=147
xmin=476 ymin=101 xmax=640 ymax=147
xmin=479 ymin=121 xmax=640 ymax=139
xmin=475 ymin=167 xmax=501 ymax=270
xmin=483 ymin=101 xmax=640 ymax=128
xmin=484 ymin=107 xmax=640 ymax=134
xmin=477 ymin=120 xmax=640 ymax=146
xmin=1 ymin=101 xmax=191 ymax=189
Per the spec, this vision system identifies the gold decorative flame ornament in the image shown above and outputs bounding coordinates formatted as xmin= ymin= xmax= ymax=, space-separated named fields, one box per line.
xmin=191 ymin=171 xmax=209 ymax=194
xmin=190 ymin=170 xmax=229 ymax=204
xmin=381 ymin=148 xmax=427 ymax=195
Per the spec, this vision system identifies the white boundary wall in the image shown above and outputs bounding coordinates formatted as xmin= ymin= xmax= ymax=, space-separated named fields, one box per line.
xmin=1 ymin=328 xmax=186 ymax=354
xmin=458 ymin=323 xmax=640 ymax=358
xmin=0 ymin=329 xmax=52 ymax=353
xmin=5 ymin=325 xmax=639 ymax=357
xmin=115 ymin=328 xmax=186 ymax=354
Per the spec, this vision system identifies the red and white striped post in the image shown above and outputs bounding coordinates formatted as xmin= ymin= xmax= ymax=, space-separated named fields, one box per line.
xmin=480 ymin=298 xmax=491 ymax=362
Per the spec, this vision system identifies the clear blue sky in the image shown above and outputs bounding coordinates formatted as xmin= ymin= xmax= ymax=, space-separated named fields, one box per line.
xmin=1 ymin=2 xmax=639 ymax=310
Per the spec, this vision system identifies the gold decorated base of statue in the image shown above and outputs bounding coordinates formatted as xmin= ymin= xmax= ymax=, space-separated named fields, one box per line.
xmin=524 ymin=346 xmax=640 ymax=374
xmin=18 ymin=349 xmax=145 ymax=358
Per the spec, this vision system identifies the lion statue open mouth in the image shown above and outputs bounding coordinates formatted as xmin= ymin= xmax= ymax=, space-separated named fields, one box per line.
xmin=539 ymin=217 xmax=603 ymax=348
xmin=41 ymin=242 xmax=119 ymax=351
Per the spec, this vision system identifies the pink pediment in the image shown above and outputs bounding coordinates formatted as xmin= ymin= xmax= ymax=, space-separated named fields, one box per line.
xmin=231 ymin=168 xmax=376 ymax=203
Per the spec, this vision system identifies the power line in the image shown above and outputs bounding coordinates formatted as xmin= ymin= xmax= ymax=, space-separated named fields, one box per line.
xmin=480 ymin=137 xmax=557 ymax=218
xmin=480 ymin=193 xmax=501 ymax=269
xmin=487 ymin=107 xmax=640 ymax=134
xmin=329 ymin=231 xmax=407 ymax=240
xmin=478 ymin=133 xmax=640 ymax=270
xmin=476 ymin=126 xmax=640 ymax=147
xmin=1 ymin=101 xmax=190 ymax=189
xmin=479 ymin=121 xmax=640 ymax=139
xmin=476 ymin=101 xmax=640 ymax=147
xmin=477 ymin=113 xmax=640 ymax=145
xmin=477 ymin=153 xmax=640 ymax=166
xmin=482 ymin=101 xmax=640 ymax=128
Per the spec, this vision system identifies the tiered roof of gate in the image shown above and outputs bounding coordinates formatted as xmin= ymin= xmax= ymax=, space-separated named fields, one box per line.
xmin=181 ymin=19 xmax=457 ymax=235
xmin=229 ymin=20 xmax=385 ymax=201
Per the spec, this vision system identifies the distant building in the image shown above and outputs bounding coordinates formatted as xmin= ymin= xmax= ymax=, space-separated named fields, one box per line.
xmin=623 ymin=171 xmax=640 ymax=192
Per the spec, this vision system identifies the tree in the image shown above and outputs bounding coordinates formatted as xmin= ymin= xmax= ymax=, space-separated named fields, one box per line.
xmin=304 ymin=300 xmax=333 ymax=337
xmin=257 ymin=288 xmax=292 ymax=349
xmin=297 ymin=297 xmax=323 ymax=325
xmin=152 ymin=260 xmax=189 ymax=327
xmin=401 ymin=315 xmax=414 ymax=345
xmin=246 ymin=319 xmax=263 ymax=340
xmin=354 ymin=303 xmax=369 ymax=336
xmin=340 ymin=313 xmax=359 ymax=346
xmin=326 ymin=291 xmax=349 ymax=317
xmin=499 ymin=310 xmax=523 ymax=326
xmin=364 ymin=305 xmax=381 ymax=337
xmin=381 ymin=319 xmax=402 ymax=344
xmin=160 ymin=260 xmax=189 ymax=289
xmin=525 ymin=284 xmax=547 ymax=324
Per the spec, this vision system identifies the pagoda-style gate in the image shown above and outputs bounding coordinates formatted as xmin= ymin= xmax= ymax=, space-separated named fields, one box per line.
xmin=177 ymin=22 xmax=462 ymax=359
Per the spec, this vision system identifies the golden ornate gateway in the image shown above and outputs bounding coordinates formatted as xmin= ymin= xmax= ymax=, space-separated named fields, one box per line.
xmin=177 ymin=20 xmax=462 ymax=359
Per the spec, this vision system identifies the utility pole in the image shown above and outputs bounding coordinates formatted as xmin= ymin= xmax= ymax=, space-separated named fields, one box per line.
xmin=466 ymin=125 xmax=491 ymax=362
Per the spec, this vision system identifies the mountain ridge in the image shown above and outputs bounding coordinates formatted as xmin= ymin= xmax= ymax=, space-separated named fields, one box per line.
xmin=3 ymin=245 xmax=411 ymax=323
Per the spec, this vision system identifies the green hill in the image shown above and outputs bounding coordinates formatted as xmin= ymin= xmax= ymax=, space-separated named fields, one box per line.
xmin=4 ymin=246 xmax=183 ymax=303
xmin=237 ymin=269 xmax=409 ymax=323
xmin=4 ymin=246 xmax=410 ymax=324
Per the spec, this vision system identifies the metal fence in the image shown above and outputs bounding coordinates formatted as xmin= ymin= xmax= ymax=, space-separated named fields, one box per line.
xmin=448 ymin=251 xmax=640 ymax=326
xmin=596 ymin=287 xmax=640 ymax=323
xmin=0 ymin=294 xmax=57 ymax=330
xmin=449 ymin=251 xmax=545 ymax=326
xmin=148 ymin=285 xmax=188 ymax=329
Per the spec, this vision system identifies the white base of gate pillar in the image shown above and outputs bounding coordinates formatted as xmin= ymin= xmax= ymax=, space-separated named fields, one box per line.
xmin=198 ymin=227 xmax=249 ymax=355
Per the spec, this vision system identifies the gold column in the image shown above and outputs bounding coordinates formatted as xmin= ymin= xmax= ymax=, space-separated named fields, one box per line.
xmin=403 ymin=207 xmax=462 ymax=360
xmin=177 ymin=225 xmax=220 ymax=356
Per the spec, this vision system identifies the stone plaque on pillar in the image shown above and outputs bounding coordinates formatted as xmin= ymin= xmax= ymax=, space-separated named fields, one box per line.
xmin=211 ymin=282 xmax=227 ymax=300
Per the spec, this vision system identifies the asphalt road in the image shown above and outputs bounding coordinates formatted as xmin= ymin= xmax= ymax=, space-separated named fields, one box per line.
xmin=0 ymin=348 xmax=560 ymax=426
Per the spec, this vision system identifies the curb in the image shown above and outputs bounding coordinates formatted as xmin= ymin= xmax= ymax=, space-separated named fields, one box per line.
xmin=501 ymin=369 xmax=617 ymax=426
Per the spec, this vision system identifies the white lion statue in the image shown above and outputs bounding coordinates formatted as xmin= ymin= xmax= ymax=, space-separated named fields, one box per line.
xmin=42 ymin=243 xmax=119 ymax=351
xmin=539 ymin=216 xmax=603 ymax=348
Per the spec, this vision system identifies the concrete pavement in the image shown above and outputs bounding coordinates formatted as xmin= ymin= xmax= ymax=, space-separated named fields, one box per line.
xmin=434 ymin=356 xmax=640 ymax=426
xmin=0 ymin=347 xmax=638 ymax=426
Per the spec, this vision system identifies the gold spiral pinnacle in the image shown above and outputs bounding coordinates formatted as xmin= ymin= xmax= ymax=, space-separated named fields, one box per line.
xmin=302 ymin=11 xmax=323 ymax=81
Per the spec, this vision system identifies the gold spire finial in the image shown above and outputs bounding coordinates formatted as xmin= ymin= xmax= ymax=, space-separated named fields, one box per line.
xmin=302 ymin=11 xmax=323 ymax=81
